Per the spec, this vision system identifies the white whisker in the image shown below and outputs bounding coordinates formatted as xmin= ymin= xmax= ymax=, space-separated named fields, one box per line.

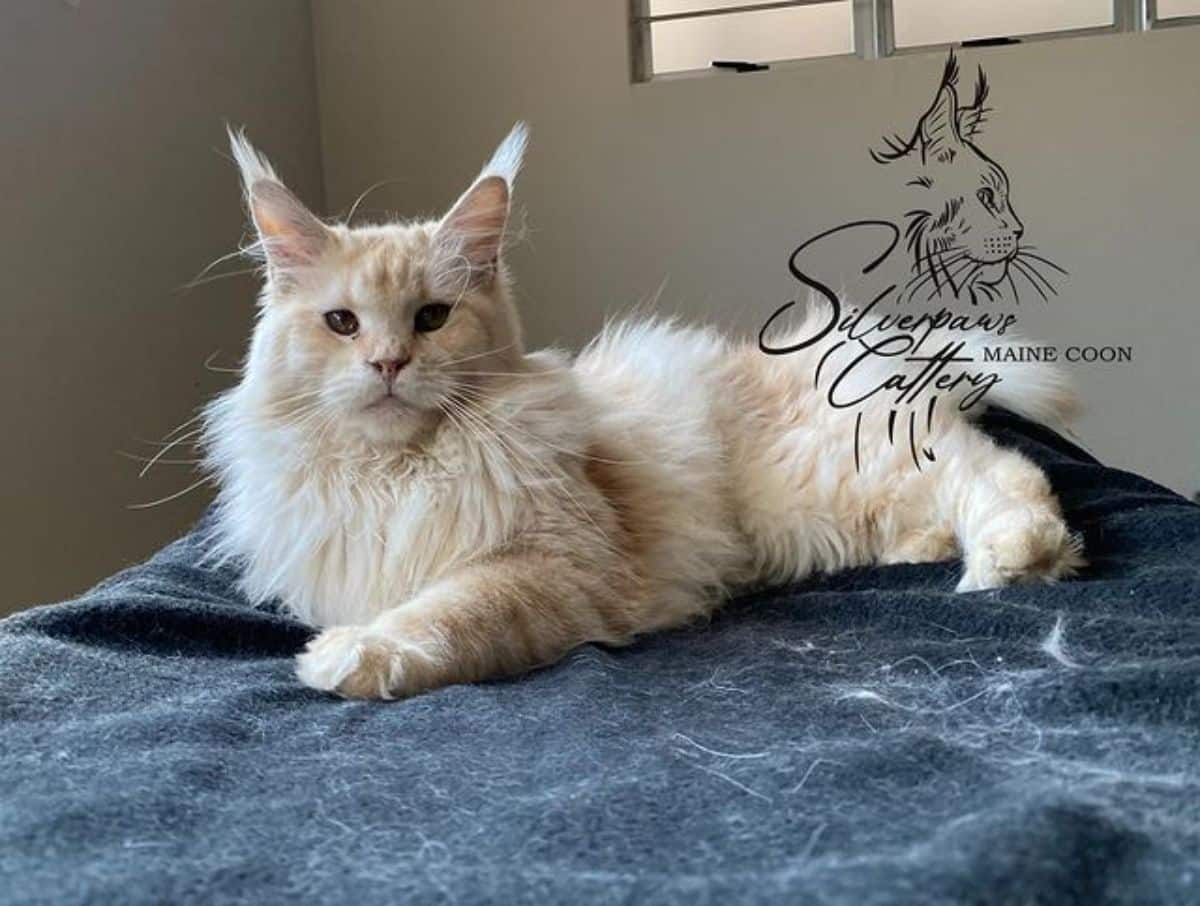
xmin=438 ymin=343 xmax=517 ymax=368
xmin=128 ymin=476 xmax=213 ymax=510
xmin=117 ymin=450 xmax=202 ymax=467
xmin=139 ymin=427 xmax=204 ymax=478
xmin=203 ymin=350 xmax=241 ymax=375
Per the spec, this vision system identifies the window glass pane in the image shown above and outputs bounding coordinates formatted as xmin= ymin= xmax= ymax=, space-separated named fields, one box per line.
xmin=651 ymin=0 xmax=801 ymax=13
xmin=894 ymin=0 xmax=1112 ymax=48
xmin=1158 ymin=0 xmax=1200 ymax=19
xmin=652 ymin=0 xmax=792 ymax=12
xmin=650 ymin=2 xmax=853 ymax=75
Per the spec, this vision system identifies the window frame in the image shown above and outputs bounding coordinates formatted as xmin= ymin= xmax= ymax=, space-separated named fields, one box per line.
xmin=630 ymin=0 xmax=1196 ymax=82
xmin=1146 ymin=0 xmax=1200 ymax=29
xmin=629 ymin=0 xmax=860 ymax=82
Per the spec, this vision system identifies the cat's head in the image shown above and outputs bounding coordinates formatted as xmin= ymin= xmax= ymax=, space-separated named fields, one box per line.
xmin=227 ymin=124 xmax=528 ymax=447
xmin=874 ymin=53 xmax=1024 ymax=289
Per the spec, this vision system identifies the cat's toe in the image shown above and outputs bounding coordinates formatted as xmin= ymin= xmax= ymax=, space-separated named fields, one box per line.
xmin=296 ymin=625 xmax=440 ymax=699
xmin=296 ymin=626 xmax=396 ymax=699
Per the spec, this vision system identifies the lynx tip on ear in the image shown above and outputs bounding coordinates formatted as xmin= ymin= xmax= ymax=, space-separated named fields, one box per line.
xmin=478 ymin=122 xmax=529 ymax=187
xmin=226 ymin=124 xmax=280 ymax=195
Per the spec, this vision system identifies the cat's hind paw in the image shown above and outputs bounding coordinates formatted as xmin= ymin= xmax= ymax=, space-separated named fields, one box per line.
xmin=956 ymin=513 xmax=1085 ymax=593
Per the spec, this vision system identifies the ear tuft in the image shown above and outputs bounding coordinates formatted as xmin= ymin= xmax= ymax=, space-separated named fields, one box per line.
xmin=940 ymin=48 xmax=960 ymax=91
xmin=227 ymin=124 xmax=279 ymax=197
xmin=429 ymin=123 xmax=528 ymax=293
xmin=478 ymin=121 xmax=528 ymax=187
xmin=227 ymin=125 xmax=329 ymax=279
xmin=957 ymin=65 xmax=991 ymax=140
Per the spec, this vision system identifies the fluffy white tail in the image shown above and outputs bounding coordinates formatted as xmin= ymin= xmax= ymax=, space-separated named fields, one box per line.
xmin=959 ymin=331 xmax=1079 ymax=428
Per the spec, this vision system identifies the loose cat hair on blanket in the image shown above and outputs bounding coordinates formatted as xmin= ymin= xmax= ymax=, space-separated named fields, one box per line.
xmin=202 ymin=124 xmax=1084 ymax=699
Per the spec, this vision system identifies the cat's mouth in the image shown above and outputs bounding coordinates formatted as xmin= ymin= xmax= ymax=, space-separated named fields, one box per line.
xmin=365 ymin=393 xmax=410 ymax=414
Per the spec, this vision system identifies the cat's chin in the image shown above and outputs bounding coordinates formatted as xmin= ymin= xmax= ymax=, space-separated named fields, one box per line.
xmin=351 ymin=401 xmax=441 ymax=447
xmin=365 ymin=395 xmax=410 ymax=414
xmin=974 ymin=260 xmax=1010 ymax=286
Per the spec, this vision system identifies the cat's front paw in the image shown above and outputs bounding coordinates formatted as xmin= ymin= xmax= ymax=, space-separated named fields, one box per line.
xmin=295 ymin=625 xmax=438 ymax=700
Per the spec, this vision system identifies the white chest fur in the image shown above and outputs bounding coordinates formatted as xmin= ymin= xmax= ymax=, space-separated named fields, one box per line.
xmin=206 ymin=356 xmax=589 ymax=626
xmin=238 ymin=436 xmax=540 ymax=628
xmin=215 ymin=427 xmax=530 ymax=627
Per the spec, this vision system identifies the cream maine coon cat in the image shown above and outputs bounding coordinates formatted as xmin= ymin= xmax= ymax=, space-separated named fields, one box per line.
xmin=203 ymin=124 xmax=1083 ymax=700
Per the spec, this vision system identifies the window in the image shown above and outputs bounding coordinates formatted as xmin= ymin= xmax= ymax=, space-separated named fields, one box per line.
xmin=631 ymin=0 xmax=855 ymax=81
xmin=893 ymin=0 xmax=1114 ymax=50
xmin=631 ymin=0 xmax=1200 ymax=82
xmin=1154 ymin=0 xmax=1200 ymax=22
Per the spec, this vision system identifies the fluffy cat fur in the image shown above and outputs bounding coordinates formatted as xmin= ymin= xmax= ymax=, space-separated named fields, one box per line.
xmin=203 ymin=124 xmax=1084 ymax=700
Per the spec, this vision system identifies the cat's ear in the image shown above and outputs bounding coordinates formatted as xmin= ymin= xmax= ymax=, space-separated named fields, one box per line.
xmin=227 ymin=126 xmax=330 ymax=279
xmin=431 ymin=122 xmax=528 ymax=290
xmin=918 ymin=83 xmax=965 ymax=165
xmin=956 ymin=66 xmax=990 ymax=140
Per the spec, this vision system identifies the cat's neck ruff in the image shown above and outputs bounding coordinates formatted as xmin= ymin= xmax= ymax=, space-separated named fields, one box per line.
xmin=203 ymin=351 xmax=589 ymax=624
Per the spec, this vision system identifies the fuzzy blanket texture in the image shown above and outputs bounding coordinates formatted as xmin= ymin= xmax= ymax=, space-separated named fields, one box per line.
xmin=2 ymin=411 xmax=1198 ymax=905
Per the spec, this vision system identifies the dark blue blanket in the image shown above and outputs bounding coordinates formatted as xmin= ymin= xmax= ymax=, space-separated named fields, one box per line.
xmin=3 ymin=411 xmax=1198 ymax=905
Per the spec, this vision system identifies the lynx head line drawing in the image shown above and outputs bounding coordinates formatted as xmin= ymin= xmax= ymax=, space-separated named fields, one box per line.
xmin=872 ymin=51 xmax=1066 ymax=305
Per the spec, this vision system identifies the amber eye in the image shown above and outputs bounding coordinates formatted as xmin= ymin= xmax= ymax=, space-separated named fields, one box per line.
xmin=324 ymin=309 xmax=359 ymax=336
xmin=414 ymin=302 xmax=451 ymax=333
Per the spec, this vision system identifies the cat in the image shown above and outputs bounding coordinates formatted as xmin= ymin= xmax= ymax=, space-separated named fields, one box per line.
xmin=873 ymin=51 xmax=1066 ymax=306
xmin=201 ymin=123 xmax=1084 ymax=700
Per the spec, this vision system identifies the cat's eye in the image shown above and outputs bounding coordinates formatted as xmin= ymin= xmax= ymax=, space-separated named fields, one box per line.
xmin=977 ymin=187 xmax=997 ymax=213
xmin=324 ymin=309 xmax=359 ymax=336
xmin=414 ymin=303 xmax=451 ymax=333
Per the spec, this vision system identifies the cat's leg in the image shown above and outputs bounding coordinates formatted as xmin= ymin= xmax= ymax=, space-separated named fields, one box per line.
xmin=295 ymin=553 xmax=639 ymax=699
xmin=935 ymin=426 xmax=1084 ymax=592
xmin=879 ymin=526 xmax=959 ymax=565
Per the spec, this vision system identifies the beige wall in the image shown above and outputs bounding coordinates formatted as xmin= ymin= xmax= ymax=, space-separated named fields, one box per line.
xmin=313 ymin=0 xmax=1199 ymax=499
xmin=1 ymin=0 xmax=324 ymax=614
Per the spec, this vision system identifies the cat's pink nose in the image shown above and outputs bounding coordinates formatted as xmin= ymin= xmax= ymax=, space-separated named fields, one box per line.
xmin=369 ymin=357 xmax=410 ymax=382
